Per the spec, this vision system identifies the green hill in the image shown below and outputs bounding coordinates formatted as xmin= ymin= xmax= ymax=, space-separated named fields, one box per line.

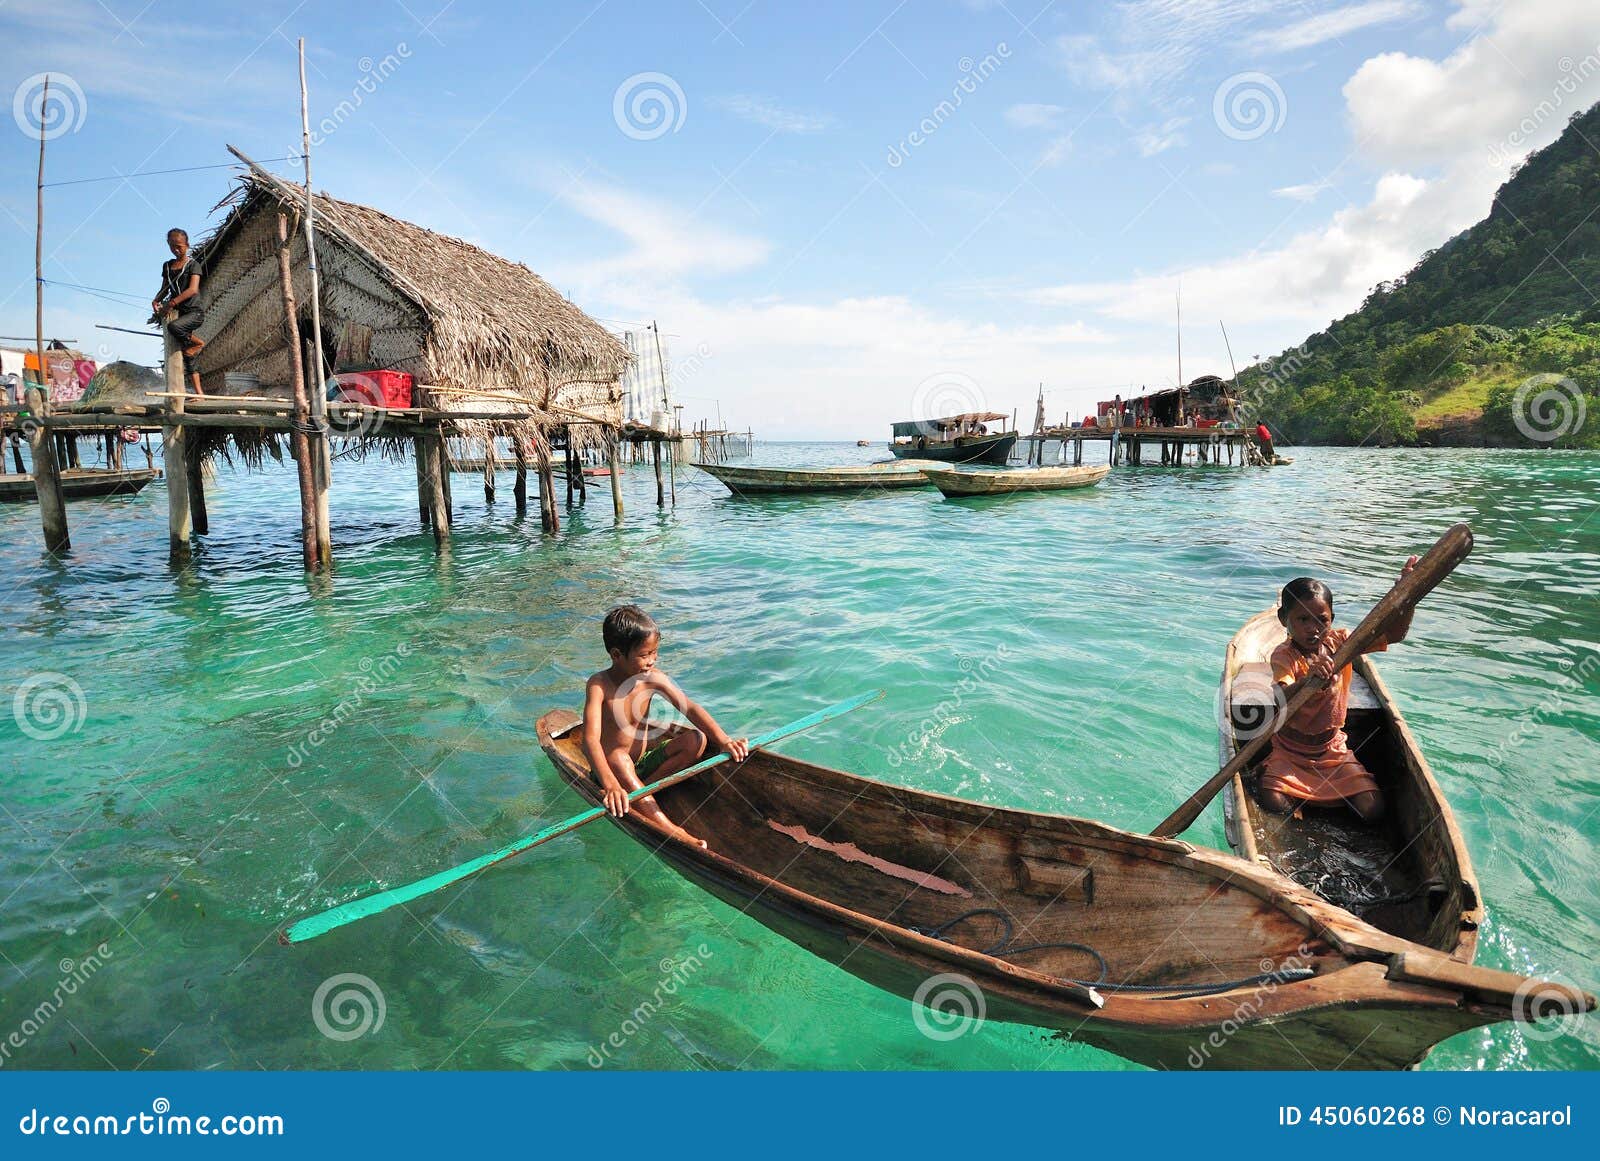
xmin=1234 ymin=102 xmax=1600 ymax=448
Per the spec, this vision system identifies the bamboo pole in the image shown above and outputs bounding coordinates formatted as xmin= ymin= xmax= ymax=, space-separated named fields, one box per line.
xmin=299 ymin=41 xmax=332 ymax=570
xmin=29 ymin=81 xmax=68 ymax=552
xmin=277 ymin=213 xmax=319 ymax=568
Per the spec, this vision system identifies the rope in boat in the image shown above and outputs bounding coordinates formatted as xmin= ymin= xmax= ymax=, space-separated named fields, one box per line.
xmin=913 ymin=908 xmax=1317 ymax=999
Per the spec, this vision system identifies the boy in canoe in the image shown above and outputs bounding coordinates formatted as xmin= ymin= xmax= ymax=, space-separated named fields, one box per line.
xmin=583 ymin=605 xmax=748 ymax=848
xmin=1260 ymin=558 xmax=1418 ymax=821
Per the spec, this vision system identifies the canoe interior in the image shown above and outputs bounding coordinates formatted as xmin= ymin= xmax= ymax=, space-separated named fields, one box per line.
xmin=1222 ymin=610 xmax=1478 ymax=958
xmin=543 ymin=713 xmax=1337 ymax=991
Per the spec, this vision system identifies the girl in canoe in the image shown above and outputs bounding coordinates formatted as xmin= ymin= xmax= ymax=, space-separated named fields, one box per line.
xmin=1260 ymin=557 xmax=1418 ymax=821
xmin=583 ymin=605 xmax=747 ymax=848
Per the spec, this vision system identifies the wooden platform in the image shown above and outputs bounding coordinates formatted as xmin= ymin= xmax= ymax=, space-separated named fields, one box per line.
xmin=1022 ymin=426 xmax=1253 ymax=467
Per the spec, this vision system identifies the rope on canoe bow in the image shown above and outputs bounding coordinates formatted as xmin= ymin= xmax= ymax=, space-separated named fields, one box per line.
xmin=913 ymin=908 xmax=1317 ymax=999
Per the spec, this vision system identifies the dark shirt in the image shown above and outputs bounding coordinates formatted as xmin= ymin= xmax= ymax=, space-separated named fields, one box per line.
xmin=161 ymin=256 xmax=202 ymax=309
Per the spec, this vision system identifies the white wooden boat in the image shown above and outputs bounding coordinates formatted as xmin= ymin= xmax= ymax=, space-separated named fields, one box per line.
xmin=922 ymin=463 xmax=1110 ymax=497
xmin=693 ymin=461 xmax=936 ymax=495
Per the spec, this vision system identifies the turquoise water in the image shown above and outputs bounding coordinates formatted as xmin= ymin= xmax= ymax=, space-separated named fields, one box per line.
xmin=1 ymin=443 xmax=1597 ymax=1070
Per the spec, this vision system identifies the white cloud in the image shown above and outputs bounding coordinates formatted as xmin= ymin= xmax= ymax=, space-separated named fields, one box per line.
xmin=1135 ymin=116 xmax=1191 ymax=156
xmin=1343 ymin=0 xmax=1600 ymax=168
xmin=1271 ymin=179 xmax=1334 ymax=201
xmin=1245 ymin=0 xmax=1423 ymax=54
xmin=713 ymin=95 xmax=831 ymax=134
xmin=1005 ymin=102 xmax=1068 ymax=130
xmin=548 ymin=179 xmax=770 ymax=283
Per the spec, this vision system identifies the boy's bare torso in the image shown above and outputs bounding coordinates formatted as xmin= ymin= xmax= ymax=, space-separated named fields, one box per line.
xmin=589 ymin=668 xmax=667 ymax=758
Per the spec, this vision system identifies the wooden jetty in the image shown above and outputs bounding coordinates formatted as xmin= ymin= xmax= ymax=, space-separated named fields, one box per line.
xmin=1023 ymin=378 xmax=1265 ymax=468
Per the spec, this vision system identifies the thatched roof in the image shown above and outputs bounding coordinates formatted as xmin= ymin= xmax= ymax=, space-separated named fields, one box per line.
xmin=201 ymin=152 xmax=630 ymax=412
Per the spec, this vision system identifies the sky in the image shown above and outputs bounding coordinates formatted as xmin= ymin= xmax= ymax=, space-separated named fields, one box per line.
xmin=2 ymin=0 xmax=1599 ymax=438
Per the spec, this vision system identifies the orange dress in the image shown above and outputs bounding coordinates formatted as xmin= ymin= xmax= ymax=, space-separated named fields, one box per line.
xmin=1260 ymin=628 xmax=1384 ymax=804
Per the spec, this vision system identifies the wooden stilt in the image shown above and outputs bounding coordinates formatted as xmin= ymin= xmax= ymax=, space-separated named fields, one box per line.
xmin=609 ymin=431 xmax=623 ymax=522
xmin=414 ymin=437 xmax=431 ymax=527
xmin=24 ymin=388 xmax=69 ymax=552
xmin=652 ymin=439 xmax=664 ymax=507
xmin=277 ymin=214 xmax=320 ymax=569
xmin=186 ymin=442 xmax=209 ymax=535
xmin=483 ymin=434 xmax=496 ymax=504
xmin=575 ymin=435 xmax=588 ymax=503
xmin=423 ymin=431 xmax=450 ymax=543
xmin=513 ymin=437 xmax=528 ymax=512
xmin=161 ymin=332 xmax=191 ymax=563
xmin=564 ymin=437 xmax=575 ymax=506
xmin=10 ymin=433 xmax=25 ymax=474
xmin=535 ymin=442 xmax=559 ymax=532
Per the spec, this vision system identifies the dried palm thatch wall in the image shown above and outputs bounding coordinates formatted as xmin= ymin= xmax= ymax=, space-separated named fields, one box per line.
xmin=191 ymin=161 xmax=630 ymax=453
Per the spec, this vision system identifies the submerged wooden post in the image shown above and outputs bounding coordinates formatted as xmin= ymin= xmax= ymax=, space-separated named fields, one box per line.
xmin=186 ymin=443 xmax=209 ymax=535
xmin=652 ymin=438 xmax=664 ymax=507
xmin=564 ymin=436 xmax=575 ymax=506
xmin=535 ymin=441 xmax=559 ymax=533
xmin=609 ymin=430 xmax=623 ymax=522
xmin=574 ymin=434 xmax=588 ymax=503
xmin=483 ymin=434 xmax=496 ymax=504
xmin=161 ymin=331 xmax=191 ymax=562
xmin=277 ymin=214 xmax=320 ymax=568
xmin=23 ymin=387 xmax=69 ymax=552
xmin=513 ymin=436 xmax=528 ymax=512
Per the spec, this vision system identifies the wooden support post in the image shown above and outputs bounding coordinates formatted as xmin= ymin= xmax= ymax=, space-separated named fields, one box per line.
xmin=652 ymin=438 xmax=664 ymax=507
xmin=186 ymin=442 xmax=209 ymax=535
xmin=277 ymin=213 xmax=320 ymax=569
xmin=483 ymin=434 xmax=496 ymax=504
xmin=575 ymin=436 xmax=588 ymax=503
xmin=161 ymin=331 xmax=191 ymax=562
xmin=513 ymin=436 xmax=528 ymax=512
xmin=11 ymin=432 xmax=25 ymax=474
xmin=667 ymin=432 xmax=675 ymax=507
xmin=535 ymin=441 xmax=559 ymax=533
xmin=564 ymin=436 xmax=575 ymax=506
xmin=609 ymin=431 xmax=623 ymax=522
xmin=423 ymin=431 xmax=450 ymax=543
xmin=24 ymin=388 xmax=69 ymax=552
xmin=414 ymin=437 xmax=431 ymax=527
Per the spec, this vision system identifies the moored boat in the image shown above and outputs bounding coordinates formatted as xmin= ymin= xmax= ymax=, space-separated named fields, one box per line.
xmin=1219 ymin=609 xmax=1476 ymax=956
xmin=0 ymin=467 xmax=162 ymax=502
xmin=693 ymin=460 xmax=935 ymax=496
xmin=888 ymin=413 xmax=1017 ymax=465
xmin=923 ymin=463 xmax=1110 ymax=498
xmin=537 ymin=709 xmax=1592 ymax=1070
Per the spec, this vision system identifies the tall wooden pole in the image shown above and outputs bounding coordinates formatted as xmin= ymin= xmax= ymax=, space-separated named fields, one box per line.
xmin=29 ymin=76 xmax=68 ymax=552
xmin=277 ymin=212 xmax=319 ymax=570
xmin=608 ymin=430 xmax=623 ymax=522
xmin=299 ymin=39 xmax=331 ymax=569
xmin=513 ymin=434 xmax=528 ymax=512
xmin=162 ymin=329 xmax=191 ymax=561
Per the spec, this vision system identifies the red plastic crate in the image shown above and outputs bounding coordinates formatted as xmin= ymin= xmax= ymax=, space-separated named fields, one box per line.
xmin=334 ymin=370 xmax=413 ymax=409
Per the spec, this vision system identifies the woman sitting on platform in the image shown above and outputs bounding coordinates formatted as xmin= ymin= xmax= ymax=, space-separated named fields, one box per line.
xmin=151 ymin=227 xmax=205 ymax=395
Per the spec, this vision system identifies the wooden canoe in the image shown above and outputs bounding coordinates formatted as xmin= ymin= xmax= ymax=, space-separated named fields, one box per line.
xmin=0 ymin=467 xmax=161 ymax=502
xmin=693 ymin=461 xmax=935 ymax=496
xmin=1219 ymin=610 xmax=1479 ymax=958
xmin=537 ymin=710 xmax=1592 ymax=1070
xmin=922 ymin=464 xmax=1111 ymax=498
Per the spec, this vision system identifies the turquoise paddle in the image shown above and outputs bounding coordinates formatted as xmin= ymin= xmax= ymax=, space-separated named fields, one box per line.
xmin=282 ymin=689 xmax=885 ymax=944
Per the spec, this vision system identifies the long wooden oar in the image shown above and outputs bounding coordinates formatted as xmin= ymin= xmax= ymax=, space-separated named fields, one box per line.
xmin=282 ymin=689 xmax=884 ymax=944
xmin=1151 ymin=522 xmax=1473 ymax=839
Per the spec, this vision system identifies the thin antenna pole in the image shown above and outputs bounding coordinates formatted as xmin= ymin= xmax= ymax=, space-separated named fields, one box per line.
xmin=298 ymin=39 xmax=326 ymax=404
xmin=1219 ymin=320 xmax=1239 ymax=380
xmin=1175 ymin=284 xmax=1183 ymax=389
